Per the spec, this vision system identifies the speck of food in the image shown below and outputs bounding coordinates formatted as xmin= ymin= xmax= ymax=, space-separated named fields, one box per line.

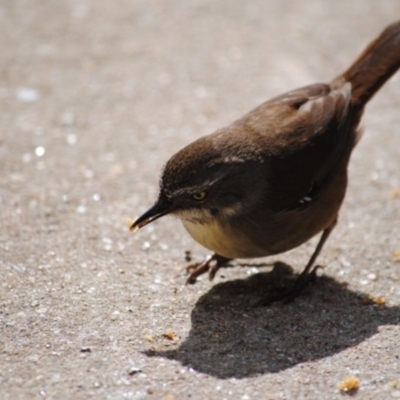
xmin=393 ymin=249 xmax=400 ymax=262
xmin=126 ymin=218 xmax=138 ymax=232
xmin=184 ymin=250 xmax=192 ymax=262
xmin=80 ymin=347 xmax=91 ymax=353
xmin=338 ymin=376 xmax=360 ymax=393
xmin=144 ymin=334 xmax=154 ymax=342
xmin=163 ymin=330 xmax=177 ymax=340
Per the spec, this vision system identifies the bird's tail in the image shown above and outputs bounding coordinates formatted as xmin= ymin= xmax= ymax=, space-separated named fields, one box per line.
xmin=332 ymin=21 xmax=400 ymax=107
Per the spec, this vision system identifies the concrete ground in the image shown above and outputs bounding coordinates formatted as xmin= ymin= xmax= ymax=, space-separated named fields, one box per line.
xmin=1 ymin=1 xmax=400 ymax=399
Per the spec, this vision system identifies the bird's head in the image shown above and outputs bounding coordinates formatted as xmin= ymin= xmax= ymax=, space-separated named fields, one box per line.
xmin=130 ymin=130 xmax=266 ymax=232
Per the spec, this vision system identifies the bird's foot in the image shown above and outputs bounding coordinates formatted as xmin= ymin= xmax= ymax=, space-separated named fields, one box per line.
xmin=185 ymin=254 xmax=231 ymax=284
xmin=259 ymin=265 xmax=323 ymax=306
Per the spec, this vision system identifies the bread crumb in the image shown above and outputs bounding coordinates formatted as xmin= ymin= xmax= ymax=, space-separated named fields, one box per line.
xmin=163 ymin=330 xmax=178 ymax=341
xmin=144 ymin=334 xmax=154 ymax=342
xmin=390 ymin=187 xmax=400 ymax=198
xmin=338 ymin=376 xmax=360 ymax=393
xmin=393 ymin=249 xmax=400 ymax=262
xmin=375 ymin=296 xmax=386 ymax=306
xmin=127 ymin=218 xmax=138 ymax=232
xmin=390 ymin=380 xmax=398 ymax=388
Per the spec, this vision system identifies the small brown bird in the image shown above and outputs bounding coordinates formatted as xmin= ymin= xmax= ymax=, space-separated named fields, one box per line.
xmin=131 ymin=21 xmax=400 ymax=302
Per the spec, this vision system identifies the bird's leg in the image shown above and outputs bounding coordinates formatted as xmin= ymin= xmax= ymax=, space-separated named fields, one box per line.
xmin=262 ymin=217 xmax=338 ymax=305
xmin=185 ymin=253 xmax=232 ymax=284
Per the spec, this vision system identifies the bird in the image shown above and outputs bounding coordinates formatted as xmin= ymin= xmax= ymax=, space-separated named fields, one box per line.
xmin=130 ymin=21 xmax=400 ymax=303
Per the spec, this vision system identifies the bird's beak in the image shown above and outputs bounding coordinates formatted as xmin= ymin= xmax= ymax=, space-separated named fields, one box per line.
xmin=130 ymin=198 xmax=173 ymax=232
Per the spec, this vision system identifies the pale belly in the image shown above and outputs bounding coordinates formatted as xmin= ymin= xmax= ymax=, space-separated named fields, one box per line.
xmin=182 ymin=219 xmax=271 ymax=259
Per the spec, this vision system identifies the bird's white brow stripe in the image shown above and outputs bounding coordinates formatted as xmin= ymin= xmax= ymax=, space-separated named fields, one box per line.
xmin=165 ymin=182 xmax=216 ymax=197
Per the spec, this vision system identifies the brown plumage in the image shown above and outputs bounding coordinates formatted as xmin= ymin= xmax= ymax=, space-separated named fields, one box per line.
xmin=131 ymin=21 xmax=400 ymax=303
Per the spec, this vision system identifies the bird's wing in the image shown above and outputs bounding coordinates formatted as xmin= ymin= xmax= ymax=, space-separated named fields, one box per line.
xmin=238 ymin=82 xmax=357 ymax=211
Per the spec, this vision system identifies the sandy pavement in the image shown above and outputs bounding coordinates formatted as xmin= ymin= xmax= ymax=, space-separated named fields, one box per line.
xmin=1 ymin=1 xmax=400 ymax=399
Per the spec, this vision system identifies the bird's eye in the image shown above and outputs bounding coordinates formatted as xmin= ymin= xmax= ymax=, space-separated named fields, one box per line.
xmin=192 ymin=191 xmax=207 ymax=201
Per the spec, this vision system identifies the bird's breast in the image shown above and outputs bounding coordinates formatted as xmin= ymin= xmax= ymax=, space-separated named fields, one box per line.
xmin=181 ymin=219 xmax=270 ymax=259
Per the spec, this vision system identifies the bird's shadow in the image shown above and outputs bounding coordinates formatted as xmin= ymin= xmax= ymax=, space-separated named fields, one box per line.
xmin=145 ymin=262 xmax=400 ymax=379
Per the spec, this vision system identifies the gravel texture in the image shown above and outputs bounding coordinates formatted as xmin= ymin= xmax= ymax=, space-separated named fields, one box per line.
xmin=1 ymin=1 xmax=400 ymax=399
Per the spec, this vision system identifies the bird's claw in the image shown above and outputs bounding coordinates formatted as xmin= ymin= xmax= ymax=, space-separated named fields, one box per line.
xmin=184 ymin=254 xmax=231 ymax=284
